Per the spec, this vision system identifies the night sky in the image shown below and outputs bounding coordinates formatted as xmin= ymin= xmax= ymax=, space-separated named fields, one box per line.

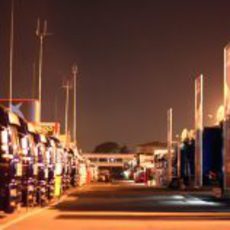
xmin=0 ymin=0 xmax=229 ymax=151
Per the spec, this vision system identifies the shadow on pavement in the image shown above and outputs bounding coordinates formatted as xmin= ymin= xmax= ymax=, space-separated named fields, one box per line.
xmin=51 ymin=183 xmax=230 ymax=213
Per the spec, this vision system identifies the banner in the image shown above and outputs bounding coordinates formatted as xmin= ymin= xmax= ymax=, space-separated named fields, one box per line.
xmin=224 ymin=45 xmax=230 ymax=190
xmin=36 ymin=122 xmax=60 ymax=137
xmin=195 ymin=74 xmax=203 ymax=187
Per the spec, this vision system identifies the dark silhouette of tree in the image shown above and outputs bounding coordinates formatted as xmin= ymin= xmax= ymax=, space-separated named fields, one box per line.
xmin=120 ymin=145 xmax=130 ymax=153
xmin=94 ymin=142 xmax=120 ymax=153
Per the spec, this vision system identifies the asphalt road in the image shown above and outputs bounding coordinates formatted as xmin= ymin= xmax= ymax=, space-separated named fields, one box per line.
xmin=2 ymin=181 xmax=230 ymax=230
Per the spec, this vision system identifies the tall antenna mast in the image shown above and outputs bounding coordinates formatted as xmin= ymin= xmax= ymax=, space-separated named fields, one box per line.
xmin=36 ymin=18 xmax=51 ymax=121
xmin=9 ymin=0 xmax=14 ymax=111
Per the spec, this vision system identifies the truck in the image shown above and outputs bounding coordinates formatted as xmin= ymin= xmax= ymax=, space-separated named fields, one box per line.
xmin=0 ymin=106 xmax=23 ymax=213
xmin=19 ymin=117 xmax=37 ymax=207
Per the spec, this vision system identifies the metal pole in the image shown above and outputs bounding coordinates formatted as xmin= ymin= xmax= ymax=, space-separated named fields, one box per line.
xmin=64 ymin=81 xmax=70 ymax=136
xmin=224 ymin=47 xmax=228 ymax=192
xmin=194 ymin=74 xmax=204 ymax=187
xmin=36 ymin=19 xmax=50 ymax=122
xmin=72 ymin=65 xmax=78 ymax=145
xmin=54 ymin=91 xmax=58 ymax=122
xmin=200 ymin=75 xmax=204 ymax=186
xmin=176 ymin=137 xmax=181 ymax=178
xmin=167 ymin=108 xmax=173 ymax=183
xmin=9 ymin=0 xmax=14 ymax=111
xmin=38 ymin=35 xmax=43 ymax=121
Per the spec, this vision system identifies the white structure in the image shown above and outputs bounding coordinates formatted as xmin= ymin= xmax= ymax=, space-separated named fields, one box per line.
xmin=82 ymin=153 xmax=135 ymax=168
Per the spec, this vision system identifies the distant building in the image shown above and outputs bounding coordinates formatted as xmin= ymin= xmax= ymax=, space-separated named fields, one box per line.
xmin=136 ymin=141 xmax=167 ymax=154
xmin=136 ymin=141 xmax=167 ymax=168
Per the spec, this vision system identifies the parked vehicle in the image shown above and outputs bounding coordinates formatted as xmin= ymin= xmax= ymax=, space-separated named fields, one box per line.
xmin=46 ymin=137 xmax=58 ymax=200
xmin=34 ymin=134 xmax=49 ymax=206
xmin=78 ymin=161 xmax=87 ymax=186
xmin=134 ymin=170 xmax=146 ymax=183
xmin=0 ymin=104 xmax=84 ymax=213
xmin=62 ymin=148 xmax=69 ymax=192
xmin=69 ymin=148 xmax=78 ymax=187
xmin=98 ymin=170 xmax=111 ymax=182
xmin=19 ymin=118 xmax=37 ymax=207
xmin=0 ymin=106 xmax=22 ymax=213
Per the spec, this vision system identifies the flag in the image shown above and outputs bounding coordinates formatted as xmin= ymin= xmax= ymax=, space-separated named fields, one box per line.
xmin=0 ymin=98 xmax=40 ymax=122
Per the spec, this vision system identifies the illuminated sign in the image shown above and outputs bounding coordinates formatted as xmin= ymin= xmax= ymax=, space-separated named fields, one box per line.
xmin=41 ymin=123 xmax=60 ymax=136
xmin=32 ymin=122 xmax=60 ymax=136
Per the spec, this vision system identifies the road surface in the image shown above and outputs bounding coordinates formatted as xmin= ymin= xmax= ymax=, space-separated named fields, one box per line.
xmin=1 ymin=181 xmax=230 ymax=230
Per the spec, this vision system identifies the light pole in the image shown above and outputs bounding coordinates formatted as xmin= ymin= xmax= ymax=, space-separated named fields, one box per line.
xmin=72 ymin=64 xmax=78 ymax=146
xmin=36 ymin=19 xmax=50 ymax=121
xmin=194 ymin=74 xmax=204 ymax=187
xmin=175 ymin=134 xmax=181 ymax=178
xmin=63 ymin=80 xmax=71 ymax=144
xmin=9 ymin=0 xmax=14 ymax=111
xmin=167 ymin=108 xmax=173 ymax=183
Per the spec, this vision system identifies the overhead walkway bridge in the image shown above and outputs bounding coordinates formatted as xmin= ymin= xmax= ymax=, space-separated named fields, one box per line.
xmin=82 ymin=153 xmax=136 ymax=168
